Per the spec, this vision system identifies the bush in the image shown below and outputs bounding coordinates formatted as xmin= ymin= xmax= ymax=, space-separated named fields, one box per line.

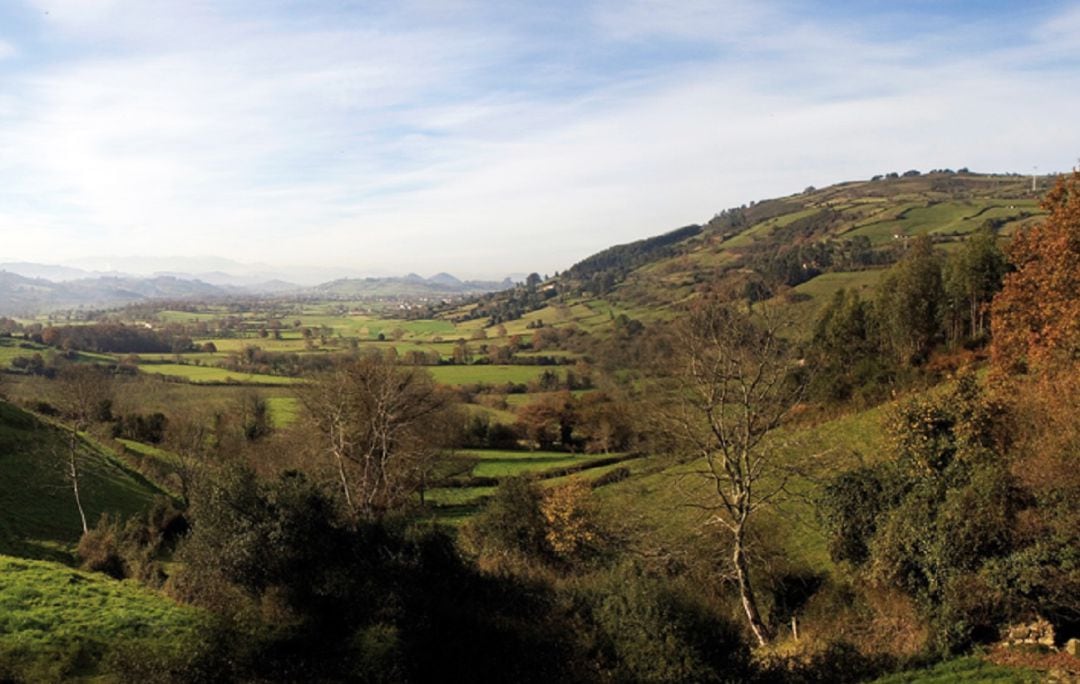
xmin=572 ymin=562 xmax=749 ymax=682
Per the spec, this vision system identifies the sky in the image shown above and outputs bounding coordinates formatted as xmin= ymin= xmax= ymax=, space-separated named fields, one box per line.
xmin=1 ymin=1 xmax=1079 ymax=280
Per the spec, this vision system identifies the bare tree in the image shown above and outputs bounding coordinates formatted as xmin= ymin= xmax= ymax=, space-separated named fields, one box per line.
xmin=52 ymin=365 xmax=114 ymax=534
xmin=296 ymin=353 xmax=454 ymax=521
xmin=666 ymin=301 xmax=808 ymax=646
xmin=164 ymin=408 xmax=215 ymax=506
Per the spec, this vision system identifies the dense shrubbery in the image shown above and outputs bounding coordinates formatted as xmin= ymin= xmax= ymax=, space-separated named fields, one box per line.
xmin=819 ymin=375 xmax=1078 ymax=653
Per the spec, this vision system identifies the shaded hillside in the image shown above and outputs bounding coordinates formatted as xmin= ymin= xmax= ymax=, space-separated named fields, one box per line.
xmin=0 ymin=400 xmax=163 ymax=561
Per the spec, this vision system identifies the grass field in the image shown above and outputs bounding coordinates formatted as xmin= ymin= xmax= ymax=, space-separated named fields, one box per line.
xmin=0 ymin=337 xmax=49 ymax=366
xmin=870 ymin=656 xmax=1037 ymax=683
xmin=453 ymin=449 xmax=616 ymax=478
xmin=267 ymin=396 xmax=301 ymax=427
xmin=139 ymin=363 xmax=300 ymax=385
xmin=0 ymin=554 xmax=206 ymax=681
xmin=592 ymin=400 xmax=890 ymax=571
xmin=425 ymin=449 xmax=638 ymax=519
xmin=429 ymin=364 xmax=565 ymax=386
xmin=848 ymin=200 xmax=1041 ymax=244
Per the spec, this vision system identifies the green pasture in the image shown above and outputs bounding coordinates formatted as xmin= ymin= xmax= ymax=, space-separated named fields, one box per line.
xmin=429 ymin=365 xmax=564 ymax=386
xmin=452 ymin=449 xmax=616 ymax=479
xmin=138 ymin=363 xmax=300 ymax=385
xmin=503 ymin=389 xmax=592 ymax=408
xmin=155 ymin=309 xmax=226 ymax=323
xmin=848 ymin=201 xmax=1040 ymax=244
xmin=0 ymin=554 xmax=206 ymax=681
xmin=772 ymin=269 xmax=888 ymax=339
xmin=198 ymin=337 xmax=313 ymax=353
xmin=462 ymin=402 xmax=518 ymax=427
xmin=0 ymin=337 xmax=47 ymax=366
xmin=593 ymin=399 xmax=890 ymax=572
xmin=267 ymin=396 xmax=300 ymax=428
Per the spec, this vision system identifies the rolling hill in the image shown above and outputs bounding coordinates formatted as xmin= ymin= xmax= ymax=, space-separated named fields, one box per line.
xmin=448 ymin=171 xmax=1046 ymax=330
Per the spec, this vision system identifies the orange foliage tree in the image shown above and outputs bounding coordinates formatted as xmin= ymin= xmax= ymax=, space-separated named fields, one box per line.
xmin=990 ymin=170 xmax=1080 ymax=376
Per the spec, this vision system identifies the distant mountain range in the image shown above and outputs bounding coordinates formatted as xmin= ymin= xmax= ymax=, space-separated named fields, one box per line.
xmin=0 ymin=263 xmax=514 ymax=316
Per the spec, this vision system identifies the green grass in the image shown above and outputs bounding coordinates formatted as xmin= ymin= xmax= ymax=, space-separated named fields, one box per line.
xmin=198 ymin=337 xmax=313 ymax=352
xmin=0 ymin=401 xmax=164 ymax=562
xmin=0 ymin=554 xmax=207 ymax=680
xmin=0 ymin=337 xmax=49 ymax=366
xmin=429 ymin=365 xmax=565 ymax=386
xmin=267 ymin=396 xmax=301 ymax=428
xmin=424 ymin=486 xmax=496 ymax=507
xmin=592 ymin=401 xmax=891 ymax=571
xmin=848 ymin=201 xmax=1040 ymax=244
xmin=453 ymin=449 xmax=615 ymax=478
xmin=138 ymin=363 xmax=300 ymax=385
xmin=424 ymin=450 xmax=638 ymax=520
xmin=782 ymin=269 xmax=888 ymax=338
xmin=870 ymin=656 xmax=1038 ymax=683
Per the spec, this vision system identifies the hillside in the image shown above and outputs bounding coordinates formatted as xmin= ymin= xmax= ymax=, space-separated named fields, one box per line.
xmin=0 ymin=554 xmax=207 ymax=680
xmin=0 ymin=400 xmax=164 ymax=562
xmin=448 ymin=171 xmax=1046 ymax=331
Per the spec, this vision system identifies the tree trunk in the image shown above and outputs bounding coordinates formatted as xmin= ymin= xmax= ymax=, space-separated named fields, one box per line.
xmin=68 ymin=430 xmax=88 ymax=534
xmin=733 ymin=534 xmax=771 ymax=647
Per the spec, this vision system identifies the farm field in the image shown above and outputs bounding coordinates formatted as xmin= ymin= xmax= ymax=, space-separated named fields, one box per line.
xmin=428 ymin=364 xmax=565 ymax=386
xmin=137 ymin=363 xmax=300 ymax=385
xmin=451 ymin=449 xmax=619 ymax=478
xmin=425 ymin=448 xmax=639 ymax=518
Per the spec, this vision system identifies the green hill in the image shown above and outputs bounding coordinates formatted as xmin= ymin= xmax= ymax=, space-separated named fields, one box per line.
xmin=0 ymin=554 xmax=206 ymax=681
xmin=445 ymin=171 xmax=1047 ymax=337
xmin=0 ymin=399 xmax=164 ymax=562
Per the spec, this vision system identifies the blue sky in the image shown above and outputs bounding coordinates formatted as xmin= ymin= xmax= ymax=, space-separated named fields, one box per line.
xmin=1 ymin=1 xmax=1078 ymax=279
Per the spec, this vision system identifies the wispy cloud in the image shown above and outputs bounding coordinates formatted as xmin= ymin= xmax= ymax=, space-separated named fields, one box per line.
xmin=0 ymin=1 xmax=1078 ymax=277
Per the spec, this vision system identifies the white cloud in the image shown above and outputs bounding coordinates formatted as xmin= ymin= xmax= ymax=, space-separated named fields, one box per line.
xmin=1 ymin=1 xmax=1079 ymax=277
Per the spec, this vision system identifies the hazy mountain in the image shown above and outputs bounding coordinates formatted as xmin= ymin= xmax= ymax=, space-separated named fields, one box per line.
xmin=428 ymin=272 xmax=463 ymax=287
xmin=0 ymin=265 xmax=512 ymax=314
xmin=310 ymin=273 xmax=510 ymax=299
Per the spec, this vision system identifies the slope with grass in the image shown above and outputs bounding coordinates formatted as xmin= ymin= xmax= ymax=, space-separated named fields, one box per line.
xmin=0 ymin=554 xmax=207 ymax=681
xmin=441 ymin=172 xmax=1046 ymax=342
xmin=0 ymin=400 xmax=164 ymax=562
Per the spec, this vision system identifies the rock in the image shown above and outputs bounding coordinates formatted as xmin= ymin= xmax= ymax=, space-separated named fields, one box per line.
xmin=1067 ymin=638 xmax=1080 ymax=657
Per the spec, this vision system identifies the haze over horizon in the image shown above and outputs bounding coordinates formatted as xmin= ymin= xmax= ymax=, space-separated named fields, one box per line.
xmin=2 ymin=1 xmax=1079 ymax=278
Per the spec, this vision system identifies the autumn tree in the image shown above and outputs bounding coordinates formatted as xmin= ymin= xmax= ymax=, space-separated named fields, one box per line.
xmin=666 ymin=301 xmax=808 ymax=646
xmin=297 ymin=353 xmax=455 ymax=521
xmin=991 ymin=170 xmax=1080 ymax=375
xmin=515 ymin=391 xmax=577 ymax=451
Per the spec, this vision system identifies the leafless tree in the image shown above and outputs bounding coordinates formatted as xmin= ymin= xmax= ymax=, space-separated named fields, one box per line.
xmin=52 ymin=365 xmax=114 ymax=534
xmin=666 ymin=300 xmax=808 ymax=647
xmin=296 ymin=353 xmax=454 ymax=521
